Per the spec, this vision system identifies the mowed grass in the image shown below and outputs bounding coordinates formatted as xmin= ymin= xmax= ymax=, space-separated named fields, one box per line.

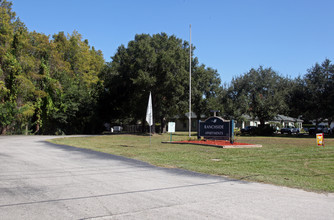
xmin=49 ymin=133 xmax=334 ymax=193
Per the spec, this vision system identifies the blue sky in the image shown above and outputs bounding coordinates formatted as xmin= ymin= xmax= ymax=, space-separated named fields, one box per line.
xmin=12 ymin=0 xmax=334 ymax=84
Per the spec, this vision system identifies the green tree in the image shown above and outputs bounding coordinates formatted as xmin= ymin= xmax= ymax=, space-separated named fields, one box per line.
xmin=0 ymin=1 xmax=106 ymax=135
xmin=0 ymin=0 xmax=15 ymax=56
xmin=221 ymin=80 xmax=249 ymax=121
xmin=192 ymin=64 xmax=222 ymax=120
xmin=0 ymin=100 xmax=17 ymax=134
xmin=289 ymin=59 xmax=334 ymax=127
xmin=223 ymin=66 xmax=287 ymax=127
xmin=102 ymin=33 xmax=192 ymax=132
xmin=0 ymin=52 xmax=22 ymax=133
xmin=48 ymin=31 xmax=105 ymax=134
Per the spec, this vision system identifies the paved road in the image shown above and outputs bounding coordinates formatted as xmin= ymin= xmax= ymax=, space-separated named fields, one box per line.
xmin=0 ymin=136 xmax=333 ymax=219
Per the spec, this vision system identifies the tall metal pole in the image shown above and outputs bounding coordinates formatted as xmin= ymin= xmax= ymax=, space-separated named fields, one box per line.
xmin=189 ymin=24 xmax=192 ymax=137
xmin=149 ymin=125 xmax=151 ymax=146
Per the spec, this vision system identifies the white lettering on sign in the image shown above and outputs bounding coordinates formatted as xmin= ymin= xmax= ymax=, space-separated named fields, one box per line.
xmin=204 ymin=125 xmax=224 ymax=129
xmin=205 ymin=131 xmax=225 ymax=135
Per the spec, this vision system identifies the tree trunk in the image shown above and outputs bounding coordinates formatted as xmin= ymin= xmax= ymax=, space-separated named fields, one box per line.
xmin=142 ymin=116 xmax=146 ymax=133
xmin=152 ymin=121 xmax=155 ymax=134
xmin=25 ymin=124 xmax=28 ymax=135
xmin=35 ymin=122 xmax=40 ymax=134
xmin=1 ymin=126 xmax=7 ymax=135
xmin=160 ymin=117 xmax=166 ymax=133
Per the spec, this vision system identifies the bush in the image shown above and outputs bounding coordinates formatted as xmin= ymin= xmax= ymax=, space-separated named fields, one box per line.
xmin=303 ymin=124 xmax=314 ymax=129
xmin=254 ymin=125 xmax=275 ymax=136
xmin=234 ymin=127 xmax=241 ymax=136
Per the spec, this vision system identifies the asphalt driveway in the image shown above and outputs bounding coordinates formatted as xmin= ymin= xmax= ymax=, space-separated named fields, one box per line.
xmin=0 ymin=135 xmax=333 ymax=219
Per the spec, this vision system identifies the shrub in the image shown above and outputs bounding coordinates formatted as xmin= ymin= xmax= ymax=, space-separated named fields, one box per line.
xmin=234 ymin=127 xmax=241 ymax=136
xmin=254 ymin=125 xmax=275 ymax=136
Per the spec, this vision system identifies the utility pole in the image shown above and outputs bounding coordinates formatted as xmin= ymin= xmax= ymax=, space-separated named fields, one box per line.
xmin=189 ymin=24 xmax=192 ymax=137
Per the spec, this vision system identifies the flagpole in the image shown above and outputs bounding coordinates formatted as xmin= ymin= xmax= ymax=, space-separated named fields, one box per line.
xmin=146 ymin=92 xmax=153 ymax=146
xmin=189 ymin=24 xmax=192 ymax=138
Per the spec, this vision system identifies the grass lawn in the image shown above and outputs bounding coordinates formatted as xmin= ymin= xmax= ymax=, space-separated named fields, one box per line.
xmin=49 ymin=133 xmax=334 ymax=193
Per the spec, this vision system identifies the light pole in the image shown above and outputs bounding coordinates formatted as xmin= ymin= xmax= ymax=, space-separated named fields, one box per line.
xmin=189 ymin=24 xmax=192 ymax=137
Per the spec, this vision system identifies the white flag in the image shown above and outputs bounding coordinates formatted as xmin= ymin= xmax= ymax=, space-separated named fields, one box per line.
xmin=146 ymin=92 xmax=153 ymax=126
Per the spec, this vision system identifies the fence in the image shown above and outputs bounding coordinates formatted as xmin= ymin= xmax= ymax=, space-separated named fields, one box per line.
xmin=122 ymin=125 xmax=162 ymax=133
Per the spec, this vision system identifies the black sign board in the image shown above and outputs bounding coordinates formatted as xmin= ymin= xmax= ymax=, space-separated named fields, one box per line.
xmin=198 ymin=117 xmax=233 ymax=140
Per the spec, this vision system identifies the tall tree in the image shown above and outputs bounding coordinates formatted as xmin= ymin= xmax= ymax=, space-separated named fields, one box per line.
xmin=223 ymin=66 xmax=287 ymax=126
xmin=0 ymin=52 xmax=22 ymax=134
xmin=0 ymin=0 xmax=105 ymax=134
xmin=289 ymin=59 xmax=334 ymax=126
xmin=0 ymin=0 xmax=15 ymax=56
xmin=47 ymin=31 xmax=105 ymax=134
xmin=192 ymin=64 xmax=222 ymax=120
xmin=102 ymin=33 xmax=193 ymax=132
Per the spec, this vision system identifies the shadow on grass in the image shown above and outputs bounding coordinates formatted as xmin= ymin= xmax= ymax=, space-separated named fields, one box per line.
xmin=239 ymin=133 xmax=334 ymax=139
xmin=104 ymin=131 xmax=334 ymax=139
xmin=102 ymin=132 xmax=154 ymax=137
xmin=102 ymin=132 xmax=197 ymax=137
xmin=120 ymin=145 xmax=135 ymax=147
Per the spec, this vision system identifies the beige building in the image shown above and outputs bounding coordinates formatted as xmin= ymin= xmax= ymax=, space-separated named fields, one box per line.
xmin=236 ymin=114 xmax=303 ymax=129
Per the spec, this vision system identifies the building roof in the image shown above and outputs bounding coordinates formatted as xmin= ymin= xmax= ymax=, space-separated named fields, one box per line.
xmin=241 ymin=114 xmax=303 ymax=123
xmin=274 ymin=115 xmax=303 ymax=122
xmin=173 ymin=112 xmax=208 ymax=119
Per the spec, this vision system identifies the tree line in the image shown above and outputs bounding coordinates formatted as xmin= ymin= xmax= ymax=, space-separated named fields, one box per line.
xmin=1 ymin=0 xmax=333 ymax=135
xmin=224 ymin=62 xmax=334 ymax=129
xmin=0 ymin=0 xmax=104 ymax=134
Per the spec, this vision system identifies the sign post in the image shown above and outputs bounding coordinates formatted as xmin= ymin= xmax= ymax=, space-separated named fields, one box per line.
xmin=230 ymin=119 xmax=234 ymax=144
xmin=168 ymin=122 xmax=176 ymax=142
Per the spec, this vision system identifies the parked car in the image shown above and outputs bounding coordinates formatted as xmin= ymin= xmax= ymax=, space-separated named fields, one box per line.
xmin=309 ymin=125 xmax=330 ymax=134
xmin=241 ymin=126 xmax=257 ymax=134
xmin=281 ymin=127 xmax=299 ymax=134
